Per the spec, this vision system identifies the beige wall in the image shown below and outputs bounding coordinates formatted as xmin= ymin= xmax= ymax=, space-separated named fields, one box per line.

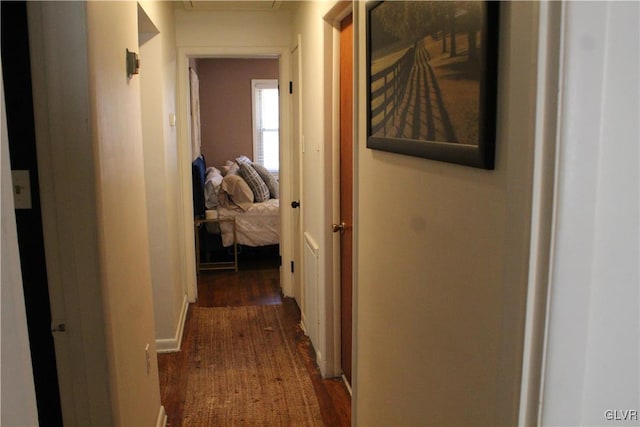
xmin=137 ymin=1 xmax=186 ymax=353
xmin=175 ymin=8 xmax=291 ymax=48
xmin=354 ymin=2 xmax=538 ymax=425
xmin=86 ymin=2 xmax=161 ymax=425
xmin=197 ymin=58 xmax=278 ymax=168
xmin=290 ymin=1 xmax=343 ymax=377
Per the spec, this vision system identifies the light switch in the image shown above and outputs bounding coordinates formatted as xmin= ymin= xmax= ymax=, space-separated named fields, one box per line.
xmin=169 ymin=113 xmax=176 ymax=127
xmin=12 ymin=170 xmax=32 ymax=210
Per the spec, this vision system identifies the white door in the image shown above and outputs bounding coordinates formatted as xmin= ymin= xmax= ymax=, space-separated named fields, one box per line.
xmin=291 ymin=43 xmax=303 ymax=307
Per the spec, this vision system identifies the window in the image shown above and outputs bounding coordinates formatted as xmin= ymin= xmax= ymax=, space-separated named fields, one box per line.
xmin=251 ymin=79 xmax=279 ymax=177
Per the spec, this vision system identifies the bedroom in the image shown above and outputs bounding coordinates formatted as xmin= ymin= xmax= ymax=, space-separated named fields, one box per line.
xmin=190 ymin=57 xmax=282 ymax=272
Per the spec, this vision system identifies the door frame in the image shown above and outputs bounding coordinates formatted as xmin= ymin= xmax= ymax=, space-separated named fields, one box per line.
xmin=323 ymin=0 xmax=354 ymax=381
xmin=176 ymin=46 xmax=292 ymax=302
xmin=290 ymin=36 xmax=304 ymax=308
xmin=517 ymin=1 xmax=562 ymax=424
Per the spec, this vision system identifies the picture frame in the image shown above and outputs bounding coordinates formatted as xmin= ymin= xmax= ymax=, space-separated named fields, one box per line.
xmin=366 ymin=1 xmax=500 ymax=169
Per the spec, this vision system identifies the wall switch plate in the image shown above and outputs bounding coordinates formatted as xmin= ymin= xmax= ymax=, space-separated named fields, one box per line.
xmin=11 ymin=170 xmax=32 ymax=210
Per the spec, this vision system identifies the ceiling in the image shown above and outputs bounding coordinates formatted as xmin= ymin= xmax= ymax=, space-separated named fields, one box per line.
xmin=179 ymin=1 xmax=296 ymax=12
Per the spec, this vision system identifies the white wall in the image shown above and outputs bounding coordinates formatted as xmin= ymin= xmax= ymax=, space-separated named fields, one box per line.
xmin=85 ymin=2 xmax=162 ymax=425
xmin=290 ymin=1 xmax=343 ymax=377
xmin=137 ymin=1 xmax=187 ymax=353
xmin=540 ymin=2 xmax=640 ymax=426
xmin=354 ymin=2 xmax=539 ymax=425
xmin=1 ymin=63 xmax=40 ymax=427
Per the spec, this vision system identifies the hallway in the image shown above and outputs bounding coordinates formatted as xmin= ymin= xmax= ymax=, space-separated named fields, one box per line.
xmin=157 ymin=250 xmax=351 ymax=426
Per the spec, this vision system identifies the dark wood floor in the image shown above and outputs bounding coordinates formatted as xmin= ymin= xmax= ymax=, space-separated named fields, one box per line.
xmin=158 ymin=247 xmax=351 ymax=426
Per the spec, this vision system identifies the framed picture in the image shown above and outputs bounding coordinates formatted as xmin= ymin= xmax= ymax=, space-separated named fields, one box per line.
xmin=366 ymin=1 xmax=500 ymax=169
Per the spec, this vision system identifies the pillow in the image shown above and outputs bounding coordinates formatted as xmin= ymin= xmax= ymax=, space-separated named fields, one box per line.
xmin=251 ymin=162 xmax=279 ymax=199
xmin=218 ymin=174 xmax=254 ymax=211
xmin=204 ymin=168 xmax=223 ymax=209
xmin=206 ymin=165 xmax=222 ymax=176
xmin=235 ymin=155 xmax=252 ymax=165
xmin=239 ymin=163 xmax=270 ymax=203
xmin=221 ymin=160 xmax=239 ymax=176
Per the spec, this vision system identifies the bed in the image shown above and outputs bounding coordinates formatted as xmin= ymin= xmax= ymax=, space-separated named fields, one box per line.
xmin=192 ymin=155 xmax=280 ymax=250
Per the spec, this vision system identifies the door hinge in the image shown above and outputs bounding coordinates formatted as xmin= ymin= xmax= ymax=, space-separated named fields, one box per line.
xmin=289 ymin=81 xmax=293 ymax=94
xmin=290 ymin=261 xmax=295 ymax=273
xmin=279 ymin=255 xmax=282 ymax=267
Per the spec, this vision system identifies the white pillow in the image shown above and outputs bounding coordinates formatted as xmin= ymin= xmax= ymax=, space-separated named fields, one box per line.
xmin=204 ymin=168 xmax=223 ymax=209
xmin=235 ymin=155 xmax=252 ymax=165
xmin=206 ymin=166 xmax=222 ymax=176
xmin=221 ymin=160 xmax=239 ymax=176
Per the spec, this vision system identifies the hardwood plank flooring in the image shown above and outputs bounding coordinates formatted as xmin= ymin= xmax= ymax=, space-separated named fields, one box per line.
xmin=158 ymin=248 xmax=351 ymax=426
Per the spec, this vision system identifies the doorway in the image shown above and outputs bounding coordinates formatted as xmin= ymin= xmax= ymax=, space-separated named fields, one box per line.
xmin=176 ymin=48 xmax=293 ymax=303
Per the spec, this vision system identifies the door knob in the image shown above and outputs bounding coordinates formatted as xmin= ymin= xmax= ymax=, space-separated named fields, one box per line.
xmin=291 ymin=201 xmax=300 ymax=208
xmin=332 ymin=222 xmax=346 ymax=233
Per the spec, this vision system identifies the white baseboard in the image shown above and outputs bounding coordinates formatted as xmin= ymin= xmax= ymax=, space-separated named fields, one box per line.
xmin=316 ymin=349 xmax=328 ymax=377
xmin=300 ymin=312 xmax=308 ymax=335
xmin=341 ymin=374 xmax=352 ymax=396
xmin=156 ymin=405 xmax=167 ymax=427
xmin=156 ymin=294 xmax=189 ymax=353
xmin=299 ymin=315 xmax=331 ymax=378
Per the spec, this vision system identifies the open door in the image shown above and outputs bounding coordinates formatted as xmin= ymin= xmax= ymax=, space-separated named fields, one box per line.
xmin=291 ymin=42 xmax=303 ymax=307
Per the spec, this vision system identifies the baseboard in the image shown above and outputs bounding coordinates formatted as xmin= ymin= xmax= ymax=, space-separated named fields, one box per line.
xmin=156 ymin=405 xmax=167 ymax=427
xmin=300 ymin=315 xmax=331 ymax=378
xmin=341 ymin=374 xmax=353 ymax=396
xmin=156 ymin=294 xmax=189 ymax=353
xmin=300 ymin=312 xmax=308 ymax=335
xmin=316 ymin=349 xmax=328 ymax=377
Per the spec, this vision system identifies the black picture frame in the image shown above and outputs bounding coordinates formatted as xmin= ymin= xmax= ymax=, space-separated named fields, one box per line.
xmin=366 ymin=1 xmax=500 ymax=169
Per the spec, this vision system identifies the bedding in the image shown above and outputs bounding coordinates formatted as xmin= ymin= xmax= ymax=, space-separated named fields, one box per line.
xmin=218 ymin=174 xmax=254 ymax=210
xmin=251 ymin=162 xmax=279 ymax=199
xmin=239 ymin=163 xmax=270 ymax=203
xmin=206 ymin=199 xmax=280 ymax=247
xmin=204 ymin=167 xmax=223 ymax=209
xmin=193 ymin=154 xmax=280 ymax=250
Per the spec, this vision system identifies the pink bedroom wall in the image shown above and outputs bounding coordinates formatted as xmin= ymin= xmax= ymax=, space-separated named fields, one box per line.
xmin=197 ymin=58 xmax=278 ymax=169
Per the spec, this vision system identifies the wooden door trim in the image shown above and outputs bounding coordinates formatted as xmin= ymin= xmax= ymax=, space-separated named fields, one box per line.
xmin=322 ymin=1 xmax=354 ymax=382
xmin=339 ymin=13 xmax=354 ymax=385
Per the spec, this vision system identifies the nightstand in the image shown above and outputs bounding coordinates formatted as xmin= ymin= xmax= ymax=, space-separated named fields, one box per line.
xmin=194 ymin=215 xmax=238 ymax=273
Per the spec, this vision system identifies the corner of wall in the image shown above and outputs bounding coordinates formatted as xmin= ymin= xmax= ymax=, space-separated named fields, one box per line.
xmin=156 ymin=294 xmax=189 ymax=353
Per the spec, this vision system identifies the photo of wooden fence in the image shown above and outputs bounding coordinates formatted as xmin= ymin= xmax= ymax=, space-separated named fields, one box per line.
xmin=369 ymin=1 xmax=487 ymax=145
xmin=366 ymin=0 xmax=499 ymax=169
